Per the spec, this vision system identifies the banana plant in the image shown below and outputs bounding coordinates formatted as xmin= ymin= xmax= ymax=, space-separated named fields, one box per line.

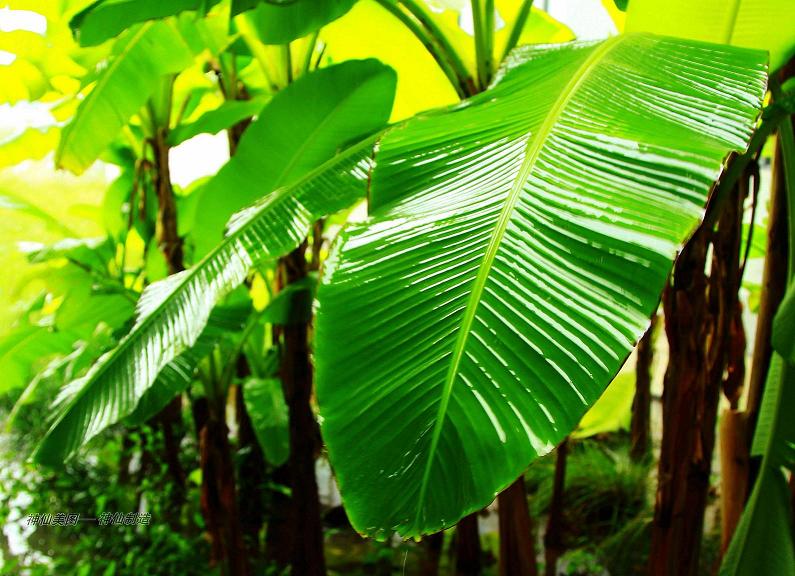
xmin=3 ymin=0 xmax=775 ymax=558
xmin=28 ymin=25 xmax=767 ymax=541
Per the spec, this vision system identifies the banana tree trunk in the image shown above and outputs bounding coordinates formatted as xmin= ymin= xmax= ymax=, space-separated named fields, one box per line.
xmin=650 ymin=169 xmax=748 ymax=574
xmin=544 ymin=439 xmax=568 ymax=576
xmin=498 ymin=477 xmax=538 ymax=576
xmin=745 ymin=136 xmax=790 ymax=485
xmin=419 ymin=532 xmax=444 ymax=576
xmin=714 ymin=169 xmax=751 ymax=555
xmin=281 ymin=244 xmax=327 ymax=576
xmin=455 ymin=513 xmax=482 ymax=576
xmin=631 ymin=315 xmax=657 ymax=462
xmin=150 ymin=125 xmax=187 ymax=520
xmin=200 ymin=409 xmax=250 ymax=576
xmin=649 ymin=227 xmax=715 ymax=576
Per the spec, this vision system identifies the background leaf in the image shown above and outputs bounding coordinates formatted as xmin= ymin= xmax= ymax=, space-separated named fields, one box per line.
xmin=233 ymin=0 xmax=356 ymax=44
xmin=70 ymin=0 xmax=223 ymax=47
xmin=191 ymin=59 xmax=396 ymax=256
xmin=243 ymin=377 xmax=290 ymax=466
xmin=56 ymin=21 xmax=194 ymax=174
xmin=625 ymin=0 xmax=795 ymax=72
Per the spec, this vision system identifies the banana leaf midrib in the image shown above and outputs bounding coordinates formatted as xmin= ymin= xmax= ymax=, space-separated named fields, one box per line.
xmin=413 ymin=34 xmax=627 ymax=525
xmin=724 ymin=0 xmax=741 ymax=44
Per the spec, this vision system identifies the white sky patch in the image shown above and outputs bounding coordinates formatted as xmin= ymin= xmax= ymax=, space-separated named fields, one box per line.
xmin=168 ymin=132 xmax=230 ymax=189
xmin=544 ymin=0 xmax=617 ymax=40
xmin=0 ymin=7 xmax=46 ymax=34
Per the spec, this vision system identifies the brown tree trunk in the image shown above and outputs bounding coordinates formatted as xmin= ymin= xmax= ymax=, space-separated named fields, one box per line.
xmin=649 ymin=228 xmax=714 ymax=576
xmin=200 ymin=412 xmax=250 ymax=576
xmin=280 ymin=244 xmax=327 ymax=576
xmin=544 ymin=440 xmax=568 ymax=576
xmin=498 ymin=477 xmax=538 ymax=576
xmin=719 ymin=410 xmax=748 ymax=554
xmin=150 ymin=126 xmax=187 ymax=521
xmin=650 ymin=168 xmax=748 ymax=574
xmin=152 ymin=127 xmax=184 ymax=275
xmin=631 ymin=315 xmax=657 ymax=462
xmin=419 ymin=532 xmax=445 ymax=576
xmin=264 ymin=463 xmax=293 ymax=567
xmin=455 ymin=513 xmax=482 ymax=576
xmin=714 ymin=169 xmax=751 ymax=555
xmin=264 ymin=266 xmax=293 ymax=570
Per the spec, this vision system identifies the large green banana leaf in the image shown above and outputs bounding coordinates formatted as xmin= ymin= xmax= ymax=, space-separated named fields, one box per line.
xmin=56 ymin=21 xmax=194 ymax=174
xmin=625 ymin=0 xmax=795 ymax=72
xmin=314 ymin=34 xmax=768 ymax=539
xmin=192 ymin=59 xmax=396 ymax=257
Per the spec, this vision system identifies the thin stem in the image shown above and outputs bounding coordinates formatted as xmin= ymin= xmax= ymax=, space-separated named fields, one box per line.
xmin=470 ymin=0 xmax=489 ymax=90
xmin=778 ymin=118 xmax=795 ymax=281
xmin=218 ymin=52 xmax=239 ymax=101
xmin=483 ymin=0 xmax=495 ymax=84
xmin=398 ymin=0 xmax=477 ymax=95
xmin=375 ymin=0 xmax=467 ymax=99
xmin=502 ymin=0 xmax=534 ymax=61
xmin=282 ymin=42 xmax=293 ymax=85
xmin=303 ymin=30 xmax=319 ymax=75
xmin=738 ymin=163 xmax=760 ymax=281
xmin=767 ymin=77 xmax=794 ymax=281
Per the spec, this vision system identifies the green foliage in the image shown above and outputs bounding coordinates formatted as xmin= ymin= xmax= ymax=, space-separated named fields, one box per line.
xmin=0 ymin=429 xmax=210 ymax=576
xmin=531 ymin=442 xmax=648 ymax=545
xmin=70 ymin=0 xmax=223 ymax=47
xmin=167 ymin=98 xmax=267 ymax=146
xmin=32 ymin=56 xmax=397 ymax=467
xmin=32 ymin=131 xmax=386 ymax=467
xmin=314 ymin=34 xmax=767 ymax=539
xmin=192 ymin=59 xmax=397 ymax=256
xmin=243 ymin=377 xmax=289 ymax=466
xmin=56 ymin=21 xmax=194 ymax=174
xmin=625 ymin=0 xmax=795 ymax=72
xmin=0 ymin=0 xmax=788 ymax=571
xmin=237 ymin=0 xmax=357 ymax=44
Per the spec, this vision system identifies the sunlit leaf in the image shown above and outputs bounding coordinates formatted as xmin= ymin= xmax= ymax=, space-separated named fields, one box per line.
xmin=192 ymin=59 xmax=396 ymax=256
xmin=70 ymin=0 xmax=223 ymax=47
xmin=233 ymin=0 xmax=356 ymax=44
xmin=626 ymin=0 xmax=795 ymax=72
xmin=56 ymin=21 xmax=194 ymax=174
